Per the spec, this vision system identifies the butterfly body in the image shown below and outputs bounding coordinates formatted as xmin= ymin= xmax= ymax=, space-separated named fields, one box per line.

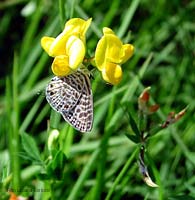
xmin=46 ymin=72 xmax=93 ymax=132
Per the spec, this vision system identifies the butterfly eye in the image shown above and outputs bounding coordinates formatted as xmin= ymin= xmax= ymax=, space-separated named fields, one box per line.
xmin=45 ymin=72 xmax=93 ymax=132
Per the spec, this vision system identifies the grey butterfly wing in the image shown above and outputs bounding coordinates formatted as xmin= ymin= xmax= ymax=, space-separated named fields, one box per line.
xmin=46 ymin=72 xmax=93 ymax=132
xmin=61 ymin=74 xmax=93 ymax=132
xmin=46 ymin=74 xmax=84 ymax=112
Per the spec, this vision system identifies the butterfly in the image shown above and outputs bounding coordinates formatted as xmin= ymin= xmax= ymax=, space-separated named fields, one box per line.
xmin=45 ymin=71 xmax=93 ymax=132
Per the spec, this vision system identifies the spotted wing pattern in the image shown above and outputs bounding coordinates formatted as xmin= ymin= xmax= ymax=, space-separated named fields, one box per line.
xmin=46 ymin=72 xmax=93 ymax=132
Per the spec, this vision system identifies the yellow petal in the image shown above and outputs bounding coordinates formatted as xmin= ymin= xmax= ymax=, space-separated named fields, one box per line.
xmin=82 ymin=18 xmax=92 ymax=35
xmin=51 ymin=55 xmax=71 ymax=76
xmin=95 ymin=34 xmax=122 ymax=70
xmin=66 ymin=36 xmax=85 ymax=70
xmin=103 ymin=27 xmax=115 ymax=35
xmin=120 ymin=44 xmax=134 ymax=64
xmin=102 ymin=62 xmax=122 ymax=85
xmin=41 ymin=36 xmax=55 ymax=56
xmin=95 ymin=36 xmax=107 ymax=71
xmin=105 ymin=34 xmax=123 ymax=63
xmin=63 ymin=18 xmax=92 ymax=40
xmin=49 ymin=32 xmax=68 ymax=56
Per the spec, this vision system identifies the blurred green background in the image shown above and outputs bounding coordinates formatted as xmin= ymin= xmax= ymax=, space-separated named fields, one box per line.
xmin=0 ymin=0 xmax=195 ymax=199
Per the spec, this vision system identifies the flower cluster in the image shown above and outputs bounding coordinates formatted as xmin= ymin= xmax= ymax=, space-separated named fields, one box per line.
xmin=41 ymin=18 xmax=134 ymax=85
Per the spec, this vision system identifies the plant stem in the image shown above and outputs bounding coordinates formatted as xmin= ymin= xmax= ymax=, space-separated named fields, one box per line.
xmin=92 ymin=92 xmax=116 ymax=200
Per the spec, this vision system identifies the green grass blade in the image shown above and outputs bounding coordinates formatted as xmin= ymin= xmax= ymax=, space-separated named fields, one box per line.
xmin=117 ymin=0 xmax=140 ymax=38
xmin=19 ymin=95 xmax=44 ymax=133
xmin=105 ymin=147 xmax=139 ymax=200
xmin=11 ymin=53 xmax=21 ymax=191
xmin=20 ymin=1 xmax=44 ymax=62
xmin=67 ymin=149 xmax=100 ymax=200
xmin=59 ymin=0 xmax=66 ymax=28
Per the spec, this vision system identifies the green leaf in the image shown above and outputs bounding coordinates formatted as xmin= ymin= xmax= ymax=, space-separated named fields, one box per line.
xmin=50 ymin=150 xmax=67 ymax=170
xmin=21 ymin=132 xmax=42 ymax=163
xmin=128 ymin=112 xmax=141 ymax=138
xmin=125 ymin=134 xmax=140 ymax=144
xmin=46 ymin=150 xmax=67 ymax=180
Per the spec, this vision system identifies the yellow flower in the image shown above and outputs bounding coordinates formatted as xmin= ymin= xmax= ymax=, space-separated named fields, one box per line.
xmin=41 ymin=18 xmax=92 ymax=76
xmin=94 ymin=27 xmax=134 ymax=85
